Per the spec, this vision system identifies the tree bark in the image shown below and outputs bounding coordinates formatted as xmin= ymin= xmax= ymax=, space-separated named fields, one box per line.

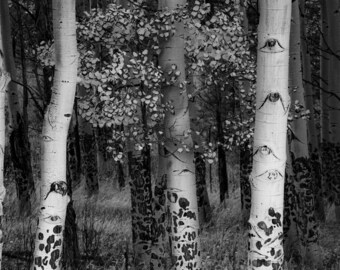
xmin=301 ymin=0 xmax=325 ymax=223
xmin=320 ymin=0 xmax=330 ymax=143
xmin=159 ymin=0 xmax=202 ymax=268
xmin=195 ymin=152 xmax=211 ymax=225
xmin=62 ymin=115 xmax=81 ymax=269
xmin=286 ymin=0 xmax=320 ymax=263
xmin=150 ymin=145 xmax=169 ymax=270
xmin=216 ymin=104 xmax=228 ymax=203
xmin=1 ymin=0 xmax=35 ymax=215
xmin=326 ymin=0 xmax=340 ymax=223
xmin=240 ymin=143 xmax=252 ymax=226
xmin=189 ymin=68 xmax=211 ymax=224
xmin=247 ymin=1 xmax=291 ymax=269
xmin=78 ymin=87 xmax=99 ymax=196
xmin=128 ymin=103 xmax=153 ymax=269
xmin=0 ymin=53 xmax=10 ymax=270
xmin=31 ymin=1 xmax=78 ymax=269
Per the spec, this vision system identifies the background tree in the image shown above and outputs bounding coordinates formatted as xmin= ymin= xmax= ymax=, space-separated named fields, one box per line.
xmin=0 ymin=52 xmax=10 ymax=270
xmin=285 ymin=0 xmax=320 ymax=265
xmin=0 ymin=0 xmax=35 ymax=215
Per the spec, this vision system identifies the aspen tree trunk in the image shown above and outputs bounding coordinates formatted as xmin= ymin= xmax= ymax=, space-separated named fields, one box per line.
xmin=0 ymin=52 xmax=10 ymax=270
xmin=190 ymin=70 xmax=211 ymax=224
xmin=327 ymin=0 xmax=340 ymax=222
xmin=240 ymin=143 xmax=252 ymax=226
xmin=159 ymin=0 xmax=202 ymax=268
xmin=240 ymin=4 xmax=253 ymax=226
xmin=128 ymin=102 xmax=154 ymax=269
xmin=78 ymin=86 xmax=99 ymax=196
xmin=319 ymin=0 xmax=333 ymax=223
xmin=320 ymin=0 xmax=330 ymax=143
xmin=301 ymin=0 xmax=325 ymax=222
xmin=150 ymin=145 xmax=169 ymax=270
xmin=31 ymin=1 xmax=78 ymax=269
xmin=63 ymin=115 xmax=81 ymax=269
xmin=288 ymin=0 xmax=319 ymax=264
xmin=216 ymin=99 xmax=229 ymax=203
xmin=284 ymin=137 xmax=303 ymax=265
xmin=0 ymin=0 xmax=34 ymax=215
xmin=247 ymin=1 xmax=291 ymax=269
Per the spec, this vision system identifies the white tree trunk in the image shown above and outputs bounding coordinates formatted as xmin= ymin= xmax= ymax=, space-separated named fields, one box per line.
xmin=247 ymin=1 xmax=291 ymax=269
xmin=159 ymin=0 xmax=202 ymax=269
xmin=0 ymin=55 xmax=10 ymax=270
xmin=31 ymin=1 xmax=78 ymax=269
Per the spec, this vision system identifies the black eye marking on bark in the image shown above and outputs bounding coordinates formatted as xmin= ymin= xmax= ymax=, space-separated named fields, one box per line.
xmin=258 ymin=92 xmax=288 ymax=113
xmin=253 ymin=146 xmax=279 ymax=160
xmin=44 ymin=181 xmax=68 ymax=200
xmin=259 ymin=38 xmax=284 ymax=53
xmin=42 ymin=135 xmax=54 ymax=142
xmin=256 ymin=169 xmax=283 ymax=180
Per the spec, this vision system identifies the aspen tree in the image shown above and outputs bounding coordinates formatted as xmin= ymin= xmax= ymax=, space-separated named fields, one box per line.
xmin=31 ymin=0 xmax=78 ymax=269
xmin=0 ymin=52 xmax=10 ymax=270
xmin=247 ymin=1 xmax=291 ymax=269
xmin=326 ymin=0 xmax=340 ymax=222
xmin=158 ymin=0 xmax=202 ymax=268
xmin=0 ymin=0 xmax=34 ymax=215
xmin=320 ymin=0 xmax=330 ymax=143
xmin=301 ymin=0 xmax=325 ymax=222
xmin=287 ymin=0 xmax=319 ymax=264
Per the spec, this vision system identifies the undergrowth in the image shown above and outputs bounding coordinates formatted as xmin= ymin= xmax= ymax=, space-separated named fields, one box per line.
xmin=1 ymin=175 xmax=340 ymax=269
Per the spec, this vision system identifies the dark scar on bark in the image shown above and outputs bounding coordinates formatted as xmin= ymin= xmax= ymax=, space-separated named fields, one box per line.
xmin=253 ymin=145 xmax=280 ymax=160
xmin=259 ymin=38 xmax=284 ymax=53
xmin=258 ymin=92 xmax=289 ymax=114
xmin=44 ymin=181 xmax=68 ymax=200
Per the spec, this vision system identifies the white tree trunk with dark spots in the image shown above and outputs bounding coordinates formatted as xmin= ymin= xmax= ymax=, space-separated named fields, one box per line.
xmin=247 ymin=1 xmax=291 ymax=269
xmin=31 ymin=1 xmax=78 ymax=269
xmin=159 ymin=0 xmax=202 ymax=269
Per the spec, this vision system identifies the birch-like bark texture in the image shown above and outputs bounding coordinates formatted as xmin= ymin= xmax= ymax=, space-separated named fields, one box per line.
xmin=31 ymin=0 xmax=78 ymax=269
xmin=159 ymin=0 xmax=202 ymax=268
xmin=0 ymin=53 xmax=10 ymax=270
xmin=247 ymin=1 xmax=291 ymax=269
xmin=287 ymin=0 xmax=319 ymax=263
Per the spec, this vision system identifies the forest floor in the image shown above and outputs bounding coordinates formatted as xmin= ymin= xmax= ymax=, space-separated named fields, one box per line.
xmin=1 ymin=176 xmax=340 ymax=270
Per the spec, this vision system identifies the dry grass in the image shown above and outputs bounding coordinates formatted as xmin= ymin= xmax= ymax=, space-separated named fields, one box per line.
xmin=1 ymin=172 xmax=340 ymax=269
